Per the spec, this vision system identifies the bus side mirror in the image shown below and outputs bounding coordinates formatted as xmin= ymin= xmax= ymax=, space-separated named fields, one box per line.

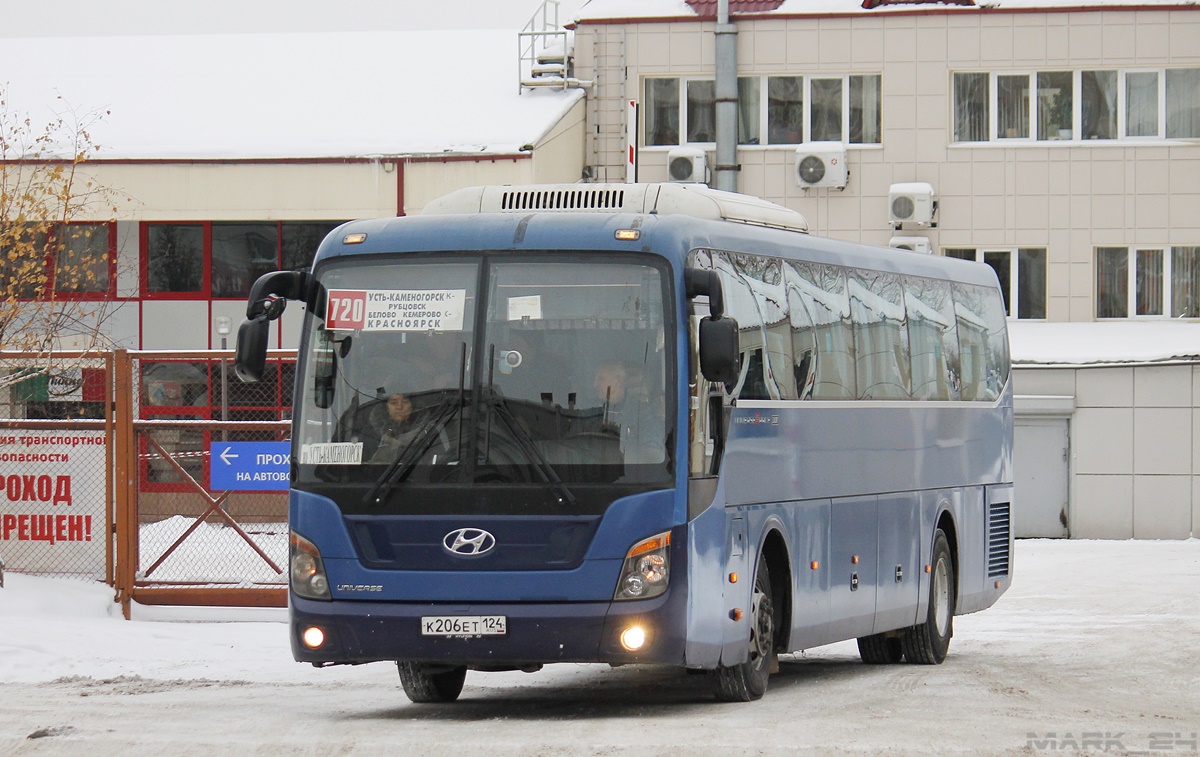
xmin=699 ymin=316 xmax=740 ymax=384
xmin=235 ymin=316 xmax=271 ymax=383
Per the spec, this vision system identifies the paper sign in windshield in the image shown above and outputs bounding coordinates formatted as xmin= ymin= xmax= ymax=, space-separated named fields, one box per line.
xmin=325 ymin=289 xmax=466 ymax=331
xmin=300 ymin=442 xmax=363 ymax=465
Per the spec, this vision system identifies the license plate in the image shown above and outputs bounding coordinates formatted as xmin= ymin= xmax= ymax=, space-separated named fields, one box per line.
xmin=420 ymin=615 xmax=507 ymax=637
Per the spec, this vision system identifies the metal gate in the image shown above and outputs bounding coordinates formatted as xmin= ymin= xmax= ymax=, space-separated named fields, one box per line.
xmin=1 ymin=348 xmax=300 ymax=617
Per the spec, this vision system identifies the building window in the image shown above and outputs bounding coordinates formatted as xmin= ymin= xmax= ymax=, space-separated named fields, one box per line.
xmin=1096 ymin=246 xmax=1200 ymax=318
xmin=944 ymin=247 xmax=1047 ymax=319
xmin=646 ymin=73 xmax=882 ymax=147
xmin=2 ymin=222 xmax=116 ymax=300
xmin=953 ymin=68 xmax=1200 ymax=142
xmin=143 ymin=220 xmax=342 ymax=299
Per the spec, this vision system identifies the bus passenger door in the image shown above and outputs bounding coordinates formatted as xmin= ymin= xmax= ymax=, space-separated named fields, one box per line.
xmin=829 ymin=495 xmax=879 ymax=640
xmin=873 ymin=492 xmax=921 ymax=634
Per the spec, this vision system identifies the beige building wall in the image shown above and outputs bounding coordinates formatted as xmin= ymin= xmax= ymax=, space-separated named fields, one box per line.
xmin=574 ymin=9 xmax=1200 ymax=323
xmin=1014 ymin=363 xmax=1200 ymax=539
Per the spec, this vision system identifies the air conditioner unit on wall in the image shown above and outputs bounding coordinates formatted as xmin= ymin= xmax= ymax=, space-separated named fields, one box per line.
xmin=889 ymin=182 xmax=937 ymax=228
xmin=889 ymin=236 xmax=932 ymax=254
xmin=794 ymin=142 xmax=848 ymax=189
xmin=667 ymin=147 xmax=708 ymax=184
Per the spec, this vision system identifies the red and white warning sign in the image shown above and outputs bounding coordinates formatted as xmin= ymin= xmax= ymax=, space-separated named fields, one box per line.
xmin=0 ymin=431 xmax=106 ymax=574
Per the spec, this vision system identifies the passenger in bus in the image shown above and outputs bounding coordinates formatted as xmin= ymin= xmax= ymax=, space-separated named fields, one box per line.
xmin=593 ymin=361 xmax=665 ymax=466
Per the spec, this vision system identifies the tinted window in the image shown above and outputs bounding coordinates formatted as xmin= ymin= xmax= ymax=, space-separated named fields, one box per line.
xmin=953 ymin=283 xmax=1009 ymax=401
xmin=786 ymin=261 xmax=855 ymax=399
xmin=849 ymin=269 xmax=910 ymax=399
xmin=904 ymin=276 xmax=960 ymax=401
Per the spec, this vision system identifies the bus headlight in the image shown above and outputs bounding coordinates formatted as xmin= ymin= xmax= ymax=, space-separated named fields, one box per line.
xmin=614 ymin=531 xmax=671 ymax=601
xmin=290 ymin=530 xmax=332 ymax=600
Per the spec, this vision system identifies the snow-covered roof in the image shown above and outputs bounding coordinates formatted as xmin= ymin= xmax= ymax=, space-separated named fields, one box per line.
xmin=575 ymin=0 xmax=1197 ymax=22
xmin=2 ymin=29 xmax=584 ymax=161
xmin=1009 ymin=321 xmax=1200 ymax=366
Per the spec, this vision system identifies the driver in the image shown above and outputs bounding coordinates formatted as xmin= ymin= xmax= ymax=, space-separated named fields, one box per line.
xmin=365 ymin=392 xmax=425 ymax=463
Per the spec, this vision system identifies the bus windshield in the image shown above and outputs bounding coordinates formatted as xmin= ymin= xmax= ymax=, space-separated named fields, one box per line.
xmin=293 ymin=253 xmax=673 ymax=511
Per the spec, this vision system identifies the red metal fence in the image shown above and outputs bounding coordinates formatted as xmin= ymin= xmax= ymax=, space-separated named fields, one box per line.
xmin=1 ymin=348 xmax=298 ymax=618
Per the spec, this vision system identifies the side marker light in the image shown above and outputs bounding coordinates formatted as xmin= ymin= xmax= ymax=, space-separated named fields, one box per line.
xmin=729 ymin=573 xmax=738 ymax=583
xmin=730 ymin=609 xmax=744 ymax=621
xmin=811 ymin=561 xmax=819 ymax=570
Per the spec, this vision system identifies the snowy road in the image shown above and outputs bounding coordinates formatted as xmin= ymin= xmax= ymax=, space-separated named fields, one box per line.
xmin=2 ymin=539 xmax=1198 ymax=756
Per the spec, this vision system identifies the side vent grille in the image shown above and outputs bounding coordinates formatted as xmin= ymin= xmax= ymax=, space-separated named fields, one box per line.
xmin=987 ymin=501 xmax=1011 ymax=578
xmin=500 ymin=188 xmax=626 ymax=212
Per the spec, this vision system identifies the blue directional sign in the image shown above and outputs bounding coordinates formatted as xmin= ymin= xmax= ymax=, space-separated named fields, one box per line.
xmin=209 ymin=441 xmax=291 ymax=491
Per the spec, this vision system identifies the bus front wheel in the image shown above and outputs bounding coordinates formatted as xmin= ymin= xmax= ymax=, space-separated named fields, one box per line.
xmin=712 ymin=556 xmax=776 ymax=702
xmin=902 ymin=528 xmax=955 ymax=664
xmin=397 ymin=662 xmax=467 ymax=703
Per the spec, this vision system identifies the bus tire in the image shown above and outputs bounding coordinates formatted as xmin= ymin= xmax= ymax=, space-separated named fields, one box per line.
xmin=397 ymin=662 xmax=467 ymax=703
xmin=857 ymin=633 xmax=904 ymax=664
xmin=902 ymin=528 xmax=954 ymax=665
xmin=712 ymin=555 xmax=776 ymax=702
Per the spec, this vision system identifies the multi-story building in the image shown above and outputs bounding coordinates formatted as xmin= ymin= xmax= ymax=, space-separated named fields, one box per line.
xmin=571 ymin=0 xmax=1200 ymax=538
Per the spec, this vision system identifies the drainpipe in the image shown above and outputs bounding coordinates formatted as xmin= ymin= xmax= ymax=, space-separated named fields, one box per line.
xmin=714 ymin=0 xmax=738 ymax=193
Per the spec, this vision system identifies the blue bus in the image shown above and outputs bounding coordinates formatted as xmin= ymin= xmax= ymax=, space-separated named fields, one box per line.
xmin=235 ymin=183 xmax=1013 ymax=703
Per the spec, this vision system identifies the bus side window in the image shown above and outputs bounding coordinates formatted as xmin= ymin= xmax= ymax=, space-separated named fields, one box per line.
xmin=903 ymin=276 xmax=960 ymax=401
xmin=849 ymin=268 xmax=911 ymax=400
xmin=953 ymin=282 xmax=1009 ymax=401
xmin=787 ymin=261 xmax=855 ymax=400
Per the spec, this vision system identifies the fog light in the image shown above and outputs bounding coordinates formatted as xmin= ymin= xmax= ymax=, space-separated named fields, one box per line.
xmin=619 ymin=625 xmax=647 ymax=652
xmin=302 ymin=626 xmax=325 ymax=649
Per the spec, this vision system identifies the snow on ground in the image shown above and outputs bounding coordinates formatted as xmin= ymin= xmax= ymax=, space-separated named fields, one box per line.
xmin=1 ymin=538 xmax=1198 ymax=755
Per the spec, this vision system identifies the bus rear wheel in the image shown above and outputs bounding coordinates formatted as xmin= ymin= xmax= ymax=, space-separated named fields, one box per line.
xmin=902 ymin=528 xmax=955 ymax=664
xmin=857 ymin=633 xmax=904 ymax=664
xmin=712 ymin=556 xmax=776 ymax=702
xmin=397 ymin=662 xmax=468 ymax=703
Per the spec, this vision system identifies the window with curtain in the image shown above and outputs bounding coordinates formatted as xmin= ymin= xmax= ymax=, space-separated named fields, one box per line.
xmin=767 ymin=76 xmax=804 ymax=144
xmin=1125 ymin=72 xmax=1159 ymax=137
xmin=810 ymin=78 xmax=844 ymax=142
xmin=738 ymin=77 xmax=760 ymax=145
xmin=1166 ymin=68 xmax=1200 ymax=139
xmin=1098 ymin=246 xmax=1200 ymax=319
xmin=644 ymin=78 xmax=680 ymax=146
xmin=1172 ymin=247 xmax=1200 ymax=318
xmin=997 ymin=74 xmax=1030 ymax=139
xmin=953 ymin=73 xmax=989 ymax=142
xmin=1037 ymin=71 xmax=1073 ymax=140
xmin=955 ymin=68 xmax=1196 ymax=143
xmin=686 ymin=80 xmax=717 ymax=143
xmin=941 ymin=247 xmax=1046 ymax=320
xmin=1081 ymin=70 xmax=1117 ymax=140
xmin=1096 ymin=247 xmax=1130 ymax=318
xmin=849 ymin=75 xmax=882 ymax=144
xmin=645 ymin=73 xmax=881 ymax=147
xmin=1135 ymin=248 xmax=1165 ymax=316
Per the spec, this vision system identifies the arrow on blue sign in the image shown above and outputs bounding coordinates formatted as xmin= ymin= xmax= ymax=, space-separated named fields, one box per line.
xmin=209 ymin=441 xmax=291 ymax=491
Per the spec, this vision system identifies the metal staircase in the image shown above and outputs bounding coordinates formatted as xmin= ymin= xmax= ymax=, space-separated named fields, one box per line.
xmin=517 ymin=0 xmax=591 ymax=91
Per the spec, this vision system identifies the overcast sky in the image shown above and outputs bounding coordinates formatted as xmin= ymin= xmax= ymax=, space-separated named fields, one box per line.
xmin=3 ymin=0 xmax=587 ymax=36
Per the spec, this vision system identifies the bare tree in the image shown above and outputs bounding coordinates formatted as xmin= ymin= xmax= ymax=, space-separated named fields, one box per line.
xmin=1 ymin=85 xmax=128 ymax=395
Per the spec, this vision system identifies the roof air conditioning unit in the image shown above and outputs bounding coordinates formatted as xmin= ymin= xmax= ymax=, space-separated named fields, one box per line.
xmin=889 ymin=236 xmax=932 ymax=254
xmin=795 ymin=142 xmax=848 ymax=189
xmin=889 ymin=182 xmax=937 ymax=228
xmin=667 ymin=147 xmax=708 ymax=184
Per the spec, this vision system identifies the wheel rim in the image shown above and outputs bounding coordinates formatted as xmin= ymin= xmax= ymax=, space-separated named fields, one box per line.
xmin=749 ymin=576 xmax=773 ymax=668
xmin=933 ymin=557 xmax=951 ymax=637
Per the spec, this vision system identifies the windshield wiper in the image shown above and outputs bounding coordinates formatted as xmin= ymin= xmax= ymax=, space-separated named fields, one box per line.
xmin=484 ymin=385 xmax=576 ymax=508
xmin=363 ymin=342 xmax=469 ymax=507
xmin=362 ymin=396 xmax=461 ymax=507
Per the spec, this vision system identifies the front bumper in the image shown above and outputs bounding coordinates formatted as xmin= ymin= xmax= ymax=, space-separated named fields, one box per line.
xmin=290 ymin=590 xmax=687 ymax=667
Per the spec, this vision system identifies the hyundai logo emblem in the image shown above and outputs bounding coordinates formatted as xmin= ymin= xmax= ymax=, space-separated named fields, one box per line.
xmin=443 ymin=528 xmax=496 ymax=556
